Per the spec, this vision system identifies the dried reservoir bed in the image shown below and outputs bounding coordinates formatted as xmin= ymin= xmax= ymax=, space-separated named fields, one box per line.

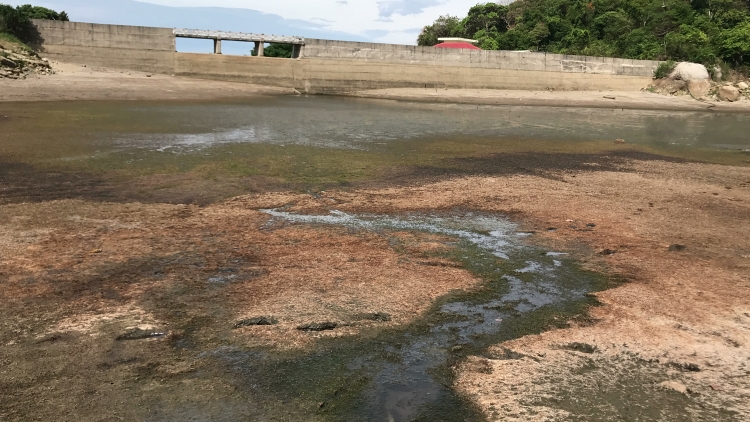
xmin=1 ymin=97 xmax=749 ymax=421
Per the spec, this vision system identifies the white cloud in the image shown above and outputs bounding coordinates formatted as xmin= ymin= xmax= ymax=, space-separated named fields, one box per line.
xmin=137 ymin=0 xmax=482 ymax=44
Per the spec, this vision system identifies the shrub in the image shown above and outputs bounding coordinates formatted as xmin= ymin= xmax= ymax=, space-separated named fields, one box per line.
xmin=653 ymin=60 xmax=677 ymax=79
xmin=0 ymin=3 xmax=69 ymax=41
xmin=15 ymin=4 xmax=69 ymax=21
xmin=0 ymin=4 xmax=27 ymax=35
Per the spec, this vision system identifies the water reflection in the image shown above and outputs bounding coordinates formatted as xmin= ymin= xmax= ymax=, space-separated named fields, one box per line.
xmin=110 ymin=97 xmax=750 ymax=152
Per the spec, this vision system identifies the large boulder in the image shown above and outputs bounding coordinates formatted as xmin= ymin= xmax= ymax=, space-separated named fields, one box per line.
xmin=669 ymin=62 xmax=710 ymax=82
xmin=687 ymin=80 xmax=711 ymax=99
xmin=718 ymin=85 xmax=742 ymax=102
xmin=669 ymin=62 xmax=711 ymax=98
xmin=738 ymin=82 xmax=749 ymax=90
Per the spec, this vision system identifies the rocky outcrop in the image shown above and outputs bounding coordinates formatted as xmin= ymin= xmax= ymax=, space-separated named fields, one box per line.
xmin=651 ymin=62 xmax=712 ymax=99
xmin=718 ymin=85 xmax=741 ymax=102
xmin=650 ymin=61 xmax=749 ymax=103
xmin=0 ymin=45 xmax=54 ymax=80
xmin=669 ymin=62 xmax=712 ymax=98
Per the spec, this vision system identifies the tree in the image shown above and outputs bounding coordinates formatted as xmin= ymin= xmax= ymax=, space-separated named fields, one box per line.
xmin=417 ymin=15 xmax=461 ymax=46
xmin=1 ymin=3 xmax=69 ymax=40
xmin=15 ymin=4 xmax=69 ymax=21
xmin=665 ymin=24 xmax=714 ymax=63
xmin=718 ymin=20 xmax=750 ymax=65
xmin=261 ymin=43 xmax=293 ymax=58
xmin=460 ymin=3 xmax=509 ymax=39
xmin=415 ymin=0 xmax=750 ymax=71
xmin=0 ymin=4 xmax=26 ymax=35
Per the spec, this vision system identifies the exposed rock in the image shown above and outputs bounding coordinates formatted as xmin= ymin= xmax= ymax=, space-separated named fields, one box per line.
xmin=718 ymin=85 xmax=741 ymax=102
xmin=659 ymin=380 xmax=688 ymax=395
xmin=669 ymin=62 xmax=710 ymax=82
xmin=234 ymin=316 xmax=278 ymax=328
xmin=297 ymin=322 xmax=338 ymax=331
xmin=664 ymin=62 xmax=711 ymax=98
xmin=738 ymin=82 xmax=749 ymax=90
xmin=687 ymin=80 xmax=711 ymax=99
xmin=1 ymin=56 xmax=17 ymax=68
xmin=712 ymin=66 xmax=723 ymax=81
xmin=655 ymin=78 xmax=687 ymax=94
xmin=1 ymin=45 xmax=53 ymax=79
xmin=668 ymin=244 xmax=686 ymax=252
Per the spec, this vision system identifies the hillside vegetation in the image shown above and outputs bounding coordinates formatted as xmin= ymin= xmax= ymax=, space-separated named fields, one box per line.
xmin=0 ymin=3 xmax=68 ymax=42
xmin=418 ymin=0 xmax=750 ymax=72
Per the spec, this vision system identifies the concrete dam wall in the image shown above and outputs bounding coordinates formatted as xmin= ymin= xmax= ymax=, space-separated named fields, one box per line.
xmin=31 ymin=20 xmax=660 ymax=93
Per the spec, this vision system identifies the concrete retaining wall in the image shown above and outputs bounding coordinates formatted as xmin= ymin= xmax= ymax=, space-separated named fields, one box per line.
xmin=31 ymin=20 xmax=175 ymax=74
xmin=31 ymin=20 xmax=657 ymax=93
xmin=303 ymin=39 xmax=660 ymax=78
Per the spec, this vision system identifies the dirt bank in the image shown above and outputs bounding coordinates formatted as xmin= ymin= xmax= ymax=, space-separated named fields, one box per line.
xmin=0 ymin=61 xmax=295 ymax=102
xmin=355 ymin=87 xmax=750 ymax=113
xmin=3 ymin=59 xmax=750 ymax=113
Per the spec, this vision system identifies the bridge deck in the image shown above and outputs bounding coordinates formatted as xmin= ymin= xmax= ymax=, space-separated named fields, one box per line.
xmin=174 ymin=29 xmax=305 ymax=45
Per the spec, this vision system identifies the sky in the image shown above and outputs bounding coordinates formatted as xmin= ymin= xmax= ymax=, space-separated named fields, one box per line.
xmin=8 ymin=0 xmax=497 ymax=45
xmin=137 ymin=0 xmax=486 ymax=44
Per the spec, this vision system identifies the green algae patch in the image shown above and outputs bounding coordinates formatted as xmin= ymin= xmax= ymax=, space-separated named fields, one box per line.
xmin=192 ymin=210 xmax=620 ymax=421
xmin=2 ymin=98 xmax=750 ymax=206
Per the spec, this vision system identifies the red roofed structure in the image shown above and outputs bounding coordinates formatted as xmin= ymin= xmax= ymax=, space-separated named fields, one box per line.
xmin=435 ymin=42 xmax=481 ymax=50
xmin=434 ymin=37 xmax=481 ymax=50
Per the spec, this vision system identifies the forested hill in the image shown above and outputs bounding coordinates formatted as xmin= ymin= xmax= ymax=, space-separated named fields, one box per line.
xmin=418 ymin=1 xmax=750 ymax=70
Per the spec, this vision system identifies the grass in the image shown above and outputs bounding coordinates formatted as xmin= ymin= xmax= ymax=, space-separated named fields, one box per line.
xmin=0 ymin=31 xmax=23 ymax=45
xmin=0 ymin=31 xmax=32 ymax=52
xmin=653 ymin=60 xmax=676 ymax=79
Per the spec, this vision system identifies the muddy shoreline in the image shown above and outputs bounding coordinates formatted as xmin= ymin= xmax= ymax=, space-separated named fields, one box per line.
xmin=3 ymin=60 xmax=750 ymax=113
xmin=1 ymin=73 xmax=749 ymax=420
xmin=353 ymin=87 xmax=750 ymax=113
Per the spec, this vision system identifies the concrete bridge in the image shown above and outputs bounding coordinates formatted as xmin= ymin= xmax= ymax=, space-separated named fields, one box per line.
xmin=30 ymin=19 xmax=661 ymax=94
xmin=173 ymin=28 xmax=304 ymax=58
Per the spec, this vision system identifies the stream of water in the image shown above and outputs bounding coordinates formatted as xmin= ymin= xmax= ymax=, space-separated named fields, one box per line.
xmin=202 ymin=209 xmax=608 ymax=421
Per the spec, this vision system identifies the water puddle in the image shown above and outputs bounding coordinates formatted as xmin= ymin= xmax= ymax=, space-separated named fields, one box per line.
xmin=203 ymin=209 xmax=610 ymax=421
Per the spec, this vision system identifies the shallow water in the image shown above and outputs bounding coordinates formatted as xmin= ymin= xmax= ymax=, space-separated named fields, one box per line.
xmin=3 ymin=96 xmax=750 ymax=159
xmin=205 ymin=209 xmax=608 ymax=421
xmin=2 ymin=96 xmax=749 ymax=204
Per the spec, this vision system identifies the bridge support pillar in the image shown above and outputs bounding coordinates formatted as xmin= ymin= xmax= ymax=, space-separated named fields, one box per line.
xmin=291 ymin=44 xmax=302 ymax=59
xmin=213 ymin=39 xmax=222 ymax=54
xmin=254 ymin=41 xmax=264 ymax=57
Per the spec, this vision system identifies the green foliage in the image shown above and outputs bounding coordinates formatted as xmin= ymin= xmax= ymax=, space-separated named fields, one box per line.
xmin=0 ymin=3 xmax=68 ymax=40
xmin=417 ymin=0 xmax=750 ymax=69
xmin=718 ymin=20 xmax=750 ymax=65
xmin=0 ymin=4 xmax=27 ymax=35
xmin=261 ymin=43 xmax=293 ymax=58
xmin=653 ymin=60 xmax=676 ymax=79
xmin=15 ymin=4 xmax=68 ymax=21
xmin=417 ymin=15 xmax=462 ymax=46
